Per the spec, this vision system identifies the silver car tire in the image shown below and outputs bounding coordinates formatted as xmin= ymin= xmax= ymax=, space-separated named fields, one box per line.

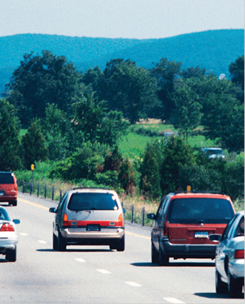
xmin=53 ymin=233 xmax=58 ymax=251
xmin=228 ymin=269 xmax=242 ymax=298
xmin=215 ymin=269 xmax=228 ymax=294
xmin=6 ymin=248 xmax=17 ymax=262
xmin=116 ymin=235 xmax=125 ymax=252
xmin=58 ymin=231 xmax=66 ymax=251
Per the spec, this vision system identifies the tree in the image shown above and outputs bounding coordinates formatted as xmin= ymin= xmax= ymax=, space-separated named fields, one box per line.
xmin=160 ymin=136 xmax=195 ymax=194
xmin=22 ymin=120 xmax=48 ymax=169
xmin=150 ymin=58 xmax=182 ymax=121
xmin=171 ymin=78 xmax=203 ymax=140
xmin=72 ymin=91 xmax=129 ymax=145
xmin=6 ymin=50 xmax=80 ymax=127
xmin=0 ymin=99 xmax=22 ymax=170
xmin=98 ymin=59 xmax=159 ymax=123
xmin=41 ymin=104 xmax=71 ymax=160
xmin=139 ymin=140 xmax=163 ymax=199
xmin=229 ymin=55 xmax=244 ymax=104
xmin=181 ymin=66 xmax=206 ymax=79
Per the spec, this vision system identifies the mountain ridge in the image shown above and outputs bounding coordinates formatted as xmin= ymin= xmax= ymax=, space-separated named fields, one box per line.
xmin=0 ymin=29 xmax=244 ymax=95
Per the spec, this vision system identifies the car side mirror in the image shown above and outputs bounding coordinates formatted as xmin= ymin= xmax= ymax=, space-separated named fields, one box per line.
xmin=49 ymin=207 xmax=57 ymax=213
xmin=147 ymin=213 xmax=156 ymax=220
xmin=13 ymin=219 xmax=20 ymax=224
xmin=209 ymin=234 xmax=222 ymax=242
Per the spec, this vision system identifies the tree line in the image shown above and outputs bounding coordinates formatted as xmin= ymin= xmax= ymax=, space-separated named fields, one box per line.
xmin=0 ymin=50 xmax=244 ymax=199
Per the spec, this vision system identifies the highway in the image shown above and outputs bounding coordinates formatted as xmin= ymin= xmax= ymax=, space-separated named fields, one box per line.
xmin=0 ymin=192 xmax=243 ymax=303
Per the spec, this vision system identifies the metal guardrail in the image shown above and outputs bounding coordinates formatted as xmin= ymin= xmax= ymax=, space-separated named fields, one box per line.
xmin=19 ymin=181 xmax=150 ymax=226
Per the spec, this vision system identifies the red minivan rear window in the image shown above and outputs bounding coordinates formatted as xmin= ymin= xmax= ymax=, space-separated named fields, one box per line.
xmin=0 ymin=173 xmax=14 ymax=184
xmin=167 ymin=198 xmax=234 ymax=224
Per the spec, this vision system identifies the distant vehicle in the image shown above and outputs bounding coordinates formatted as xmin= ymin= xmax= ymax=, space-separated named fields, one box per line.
xmin=209 ymin=210 xmax=244 ymax=298
xmin=201 ymin=148 xmax=225 ymax=159
xmin=0 ymin=171 xmax=18 ymax=206
xmin=0 ymin=207 xmax=20 ymax=262
xmin=147 ymin=191 xmax=235 ymax=265
xmin=49 ymin=187 xmax=125 ymax=251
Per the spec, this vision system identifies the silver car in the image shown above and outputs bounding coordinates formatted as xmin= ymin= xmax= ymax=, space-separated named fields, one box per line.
xmin=49 ymin=187 xmax=125 ymax=251
xmin=0 ymin=207 xmax=20 ymax=262
xmin=209 ymin=210 xmax=244 ymax=298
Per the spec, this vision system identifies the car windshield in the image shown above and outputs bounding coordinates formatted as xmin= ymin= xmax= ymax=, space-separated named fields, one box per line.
xmin=167 ymin=198 xmax=234 ymax=224
xmin=68 ymin=193 xmax=119 ymax=211
xmin=0 ymin=208 xmax=10 ymax=221
xmin=0 ymin=173 xmax=14 ymax=184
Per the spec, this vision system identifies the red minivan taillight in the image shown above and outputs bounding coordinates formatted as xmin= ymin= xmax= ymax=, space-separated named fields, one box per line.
xmin=63 ymin=213 xmax=69 ymax=226
xmin=234 ymin=250 xmax=244 ymax=259
xmin=163 ymin=227 xmax=168 ymax=236
xmin=0 ymin=223 xmax=15 ymax=231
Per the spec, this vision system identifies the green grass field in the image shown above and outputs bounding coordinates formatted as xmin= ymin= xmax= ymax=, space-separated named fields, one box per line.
xmin=118 ymin=123 xmax=217 ymax=159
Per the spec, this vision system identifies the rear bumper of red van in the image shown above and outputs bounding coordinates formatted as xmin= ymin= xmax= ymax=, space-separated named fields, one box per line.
xmin=161 ymin=239 xmax=217 ymax=259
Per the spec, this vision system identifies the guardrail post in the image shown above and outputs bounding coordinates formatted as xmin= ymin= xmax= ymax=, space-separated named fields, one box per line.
xmin=60 ymin=189 xmax=62 ymax=202
xmin=52 ymin=186 xmax=54 ymax=201
xmin=44 ymin=185 xmax=47 ymax=199
xmin=131 ymin=204 xmax=134 ymax=223
xmin=30 ymin=182 xmax=32 ymax=195
xmin=142 ymin=207 xmax=145 ymax=226
xmin=22 ymin=181 xmax=25 ymax=193
xmin=37 ymin=183 xmax=39 ymax=197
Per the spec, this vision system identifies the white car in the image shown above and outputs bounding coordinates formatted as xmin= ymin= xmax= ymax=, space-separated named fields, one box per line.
xmin=0 ymin=207 xmax=20 ymax=262
xmin=209 ymin=210 xmax=244 ymax=298
xmin=201 ymin=148 xmax=225 ymax=159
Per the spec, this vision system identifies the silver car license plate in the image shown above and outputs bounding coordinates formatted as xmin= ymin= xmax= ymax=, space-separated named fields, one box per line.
xmin=86 ymin=224 xmax=100 ymax=231
xmin=195 ymin=231 xmax=209 ymax=238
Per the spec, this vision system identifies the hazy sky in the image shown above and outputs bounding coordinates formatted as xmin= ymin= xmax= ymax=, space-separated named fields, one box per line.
xmin=1 ymin=0 xmax=244 ymax=39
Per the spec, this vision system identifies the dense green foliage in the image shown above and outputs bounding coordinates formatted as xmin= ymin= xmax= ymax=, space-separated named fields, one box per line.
xmin=0 ymin=99 xmax=22 ymax=170
xmin=0 ymin=35 xmax=243 ymax=201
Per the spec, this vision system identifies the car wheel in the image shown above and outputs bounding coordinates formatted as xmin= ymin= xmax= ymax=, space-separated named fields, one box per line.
xmin=57 ymin=231 xmax=66 ymax=251
xmin=53 ymin=233 xmax=58 ymax=251
xmin=215 ymin=269 xmax=228 ymax=294
xmin=6 ymin=248 xmax=17 ymax=262
xmin=228 ymin=269 xmax=242 ymax=298
xmin=116 ymin=235 xmax=125 ymax=252
xmin=12 ymin=200 xmax=17 ymax=207
xmin=151 ymin=242 xmax=158 ymax=264
xmin=159 ymin=246 xmax=169 ymax=266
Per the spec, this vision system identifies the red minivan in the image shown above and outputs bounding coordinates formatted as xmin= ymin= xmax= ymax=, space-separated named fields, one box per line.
xmin=147 ymin=191 xmax=235 ymax=265
xmin=0 ymin=172 xmax=18 ymax=206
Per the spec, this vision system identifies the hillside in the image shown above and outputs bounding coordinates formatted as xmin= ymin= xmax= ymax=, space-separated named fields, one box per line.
xmin=0 ymin=29 xmax=244 ymax=95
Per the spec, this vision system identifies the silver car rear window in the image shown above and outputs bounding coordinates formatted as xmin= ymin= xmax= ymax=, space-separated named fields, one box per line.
xmin=68 ymin=193 xmax=119 ymax=211
xmin=167 ymin=198 xmax=234 ymax=224
xmin=0 ymin=208 xmax=10 ymax=220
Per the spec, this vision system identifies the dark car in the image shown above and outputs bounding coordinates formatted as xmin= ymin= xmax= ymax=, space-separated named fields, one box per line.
xmin=147 ymin=191 xmax=235 ymax=265
xmin=0 ymin=172 xmax=18 ymax=206
xmin=49 ymin=187 xmax=125 ymax=251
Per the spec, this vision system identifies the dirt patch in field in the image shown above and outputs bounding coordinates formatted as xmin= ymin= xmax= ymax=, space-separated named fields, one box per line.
xmin=137 ymin=118 xmax=163 ymax=124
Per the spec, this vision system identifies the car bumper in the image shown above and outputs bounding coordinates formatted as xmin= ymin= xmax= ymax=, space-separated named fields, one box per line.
xmin=60 ymin=227 xmax=125 ymax=239
xmin=161 ymin=239 xmax=216 ymax=259
xmin=229 ymin=259 xmax=244 ymax=279
xmin=0 ymin=237 xmax=18 ymax=253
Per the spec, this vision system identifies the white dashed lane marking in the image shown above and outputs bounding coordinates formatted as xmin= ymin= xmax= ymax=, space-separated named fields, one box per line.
xmin=19 ymin=233 xmax=28 ymax=236
xmin=97 ymin=269 xmax=111 ymax=274
xmin=38 ymin=240 xmax=47 ymax=244
xmin=75 ymin=258 xmax=87 ymax=263
xmin=125 ymin=281 xmax=141 ymax=287
xmin=163 ymin=297 xmax=185 ymax=303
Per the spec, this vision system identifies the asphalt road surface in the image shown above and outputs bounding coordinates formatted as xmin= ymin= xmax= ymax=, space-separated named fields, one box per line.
xmin=0 ymin=192 xmax=243 ymax=303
